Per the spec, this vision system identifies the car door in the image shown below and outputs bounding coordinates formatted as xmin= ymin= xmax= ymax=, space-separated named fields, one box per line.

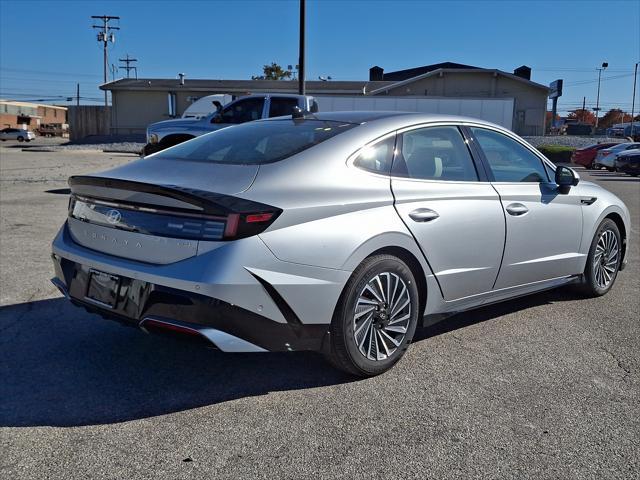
xmin=391 ymin=125 xmax=506 ymax=301
xmin=469 ymin=127 xmax=583 ymax=290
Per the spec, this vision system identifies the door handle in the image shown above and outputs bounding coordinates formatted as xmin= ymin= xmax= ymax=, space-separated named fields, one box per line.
xmin=505 ymin=203 xmax=529 ymax=216
xmin=409 ymin=208 xmax=440 ymax=222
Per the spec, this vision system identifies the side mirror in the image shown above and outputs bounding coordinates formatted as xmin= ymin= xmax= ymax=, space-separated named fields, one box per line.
xmin=555 ymin=165 xmax=579 ymax=194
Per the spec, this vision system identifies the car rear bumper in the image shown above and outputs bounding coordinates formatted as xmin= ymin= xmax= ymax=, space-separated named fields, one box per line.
xmin=51 ymin=222 xmax=349 ymax=352
xmin=51 ymin=254 xmax=330 ymax=353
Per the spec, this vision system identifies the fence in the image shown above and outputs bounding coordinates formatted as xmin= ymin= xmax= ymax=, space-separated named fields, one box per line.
xmin=67 ymin=106 xmax=111 ymax=141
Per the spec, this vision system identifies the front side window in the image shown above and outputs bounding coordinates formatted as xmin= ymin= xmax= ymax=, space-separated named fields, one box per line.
xmin=268 ymin=98 xmax=299 ymax=118
xmin=353 ymin=135 xmax=395 ymax=174
xmin=471 ymin=128 xmax=549 ymax=183
xmin=154 ymin=119 xmax=357 ymax=164
xmin=215 ymin=97 xmax=265 ymax=124
xmin=392 ymin=126 xmax=478 ymax=181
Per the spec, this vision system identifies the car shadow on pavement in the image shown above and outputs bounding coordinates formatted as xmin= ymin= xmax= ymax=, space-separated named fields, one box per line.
xmin=1 ymin=286 xmax=586 ymax=428
xmin=0 ymin=298 xmax=351 ymax=428
xmin=414 ymin=285 xmax=586 ymax=342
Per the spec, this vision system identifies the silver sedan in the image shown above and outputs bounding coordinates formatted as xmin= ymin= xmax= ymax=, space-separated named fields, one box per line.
xmin=51 ymin=112 xmax=630 ymax=376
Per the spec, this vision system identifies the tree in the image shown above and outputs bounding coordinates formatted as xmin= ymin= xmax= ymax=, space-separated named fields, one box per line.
xmin=598 ymin=108 xmax=633 ymax=129
xmin=252 ymin=62 xmax=292 ymax=80
xmin=567 ymin=109 xmax=596 ymax=125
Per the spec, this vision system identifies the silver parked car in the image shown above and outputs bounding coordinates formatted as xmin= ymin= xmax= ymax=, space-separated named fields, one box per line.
xmin=594 ymin=142 xmax=640 ymax=171
xmin=0 ymin=127 xmax=35 ymax=142
xmin=51 ymin=112 xmax=630 ymax=376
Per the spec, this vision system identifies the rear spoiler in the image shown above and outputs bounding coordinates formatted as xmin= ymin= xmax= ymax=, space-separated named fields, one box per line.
xmin=68 ymin=175 xmax=275 ymax=216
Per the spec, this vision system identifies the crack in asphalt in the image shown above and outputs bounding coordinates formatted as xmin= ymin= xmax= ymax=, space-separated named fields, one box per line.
xmin=600 ymin=346 xmax=632 ymax=381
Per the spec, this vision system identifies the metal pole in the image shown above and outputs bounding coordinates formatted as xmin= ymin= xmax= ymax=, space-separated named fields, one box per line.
xmin=595 ymin=68 xmax=602 ymax=130
xmin=76 ymin=83 xmax=80 ymax=107
xmin=298 ymin=0 xmax=305 ymax=95
xmin=582 ymin=96 xmax=586 ymax=122
xmin=631 ymin=62 xmax=638 ymax=140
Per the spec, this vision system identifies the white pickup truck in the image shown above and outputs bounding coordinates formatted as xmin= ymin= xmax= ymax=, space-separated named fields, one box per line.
xmin=144 ymin=93 xmax=318 ymax=155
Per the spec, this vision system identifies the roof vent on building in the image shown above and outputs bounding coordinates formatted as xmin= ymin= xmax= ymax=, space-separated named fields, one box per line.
xmin=369 ymin=66 xmax=384 ymax=81
xmin=513 ymin=65 xmax=531 ymax=80
xmin=178 ymin=73 xmax=186 ymax=85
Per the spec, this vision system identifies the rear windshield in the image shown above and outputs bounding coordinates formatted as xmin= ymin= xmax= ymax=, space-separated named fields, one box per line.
xmin=153 ymin=119 xmax=357 ymax=164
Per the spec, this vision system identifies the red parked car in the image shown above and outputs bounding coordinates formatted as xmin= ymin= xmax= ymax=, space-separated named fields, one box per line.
xmin=571 ymin=143 xmax=618 ymax=169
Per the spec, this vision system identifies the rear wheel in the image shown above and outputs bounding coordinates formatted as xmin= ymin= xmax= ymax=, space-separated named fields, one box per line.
xmin=607 ymin=167 xmax=615 ymax=172
xmin=326 ymin=255 xmax=420 ymax=377
xmin=17 ymin=136 xmax=24 ymax=142
xmin=580 ymin=219 xmax=621 ymax=297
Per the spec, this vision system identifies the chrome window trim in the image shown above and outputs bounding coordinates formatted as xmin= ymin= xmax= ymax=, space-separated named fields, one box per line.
xmin=347 ymin=121 xmax=557 ymax=184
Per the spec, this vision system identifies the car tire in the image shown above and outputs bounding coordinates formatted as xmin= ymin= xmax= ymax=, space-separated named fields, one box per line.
xmin=607 ymin=167 xmax=615 ymax=172
xmin=17 ymin=136 xmax=24 ymax=142
xmin=326 ymin=254 xmax=420 ymax=377
xmin=580 ymin=218 xmax=622 ymax=297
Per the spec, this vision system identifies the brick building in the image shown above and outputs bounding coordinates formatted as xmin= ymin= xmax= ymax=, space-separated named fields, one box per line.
xmin=0 ymin=100 xmax=68 ymax=136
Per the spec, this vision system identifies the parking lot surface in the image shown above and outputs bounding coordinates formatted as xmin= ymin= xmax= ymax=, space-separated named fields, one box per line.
xmin=1 ymin=145 xmax=638 ymax=479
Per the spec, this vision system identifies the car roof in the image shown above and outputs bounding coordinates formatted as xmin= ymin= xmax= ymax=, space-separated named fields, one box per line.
xmin=612 ymin=142 xmax=640 ymax=149
xmin=268 ymin=110 xmax=504 ymax=129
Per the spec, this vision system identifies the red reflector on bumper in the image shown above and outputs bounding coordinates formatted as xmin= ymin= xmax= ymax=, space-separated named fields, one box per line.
xmin=246 ymin=213 xmax=274 ymax=223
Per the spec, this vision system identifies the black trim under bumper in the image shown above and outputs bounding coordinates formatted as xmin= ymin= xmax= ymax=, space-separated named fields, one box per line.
xmin=51 ymin=255 xmax=329 ymax=352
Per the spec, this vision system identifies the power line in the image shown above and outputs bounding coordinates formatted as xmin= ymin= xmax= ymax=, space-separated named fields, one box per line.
xmin=0 ymin=67 xmax=102 ymax=78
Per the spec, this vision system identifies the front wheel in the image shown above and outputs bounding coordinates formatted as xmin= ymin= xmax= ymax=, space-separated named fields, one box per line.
xmin=326 ymin=255 xmax=420 ymax=377
xmin=580 ymin=219 xmax=622 ymax=297
xmin=17 ymin=136 xmax=24 ymax=142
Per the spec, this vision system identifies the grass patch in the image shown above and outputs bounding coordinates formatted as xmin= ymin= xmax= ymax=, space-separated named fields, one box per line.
xmin=536 ymin=145 xmax=575 ymax=163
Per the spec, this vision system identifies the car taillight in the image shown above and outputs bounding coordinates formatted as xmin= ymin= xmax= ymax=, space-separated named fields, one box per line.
xmin=69 ymin=195 xmax=280 ymax=241
xmin=223 ymin=211 xmax=280 ymax=239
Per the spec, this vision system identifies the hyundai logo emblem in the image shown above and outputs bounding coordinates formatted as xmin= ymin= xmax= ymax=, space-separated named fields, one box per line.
xmin=106 ymin=209 xmax=122 ymax=225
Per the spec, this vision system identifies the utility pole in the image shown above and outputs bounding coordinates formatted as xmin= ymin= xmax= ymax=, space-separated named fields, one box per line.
xmin=582 ymin=96 xmax=586 ymax=122
xmin=76 ymin=83 xmax=80 ymax=107
xmin=594 ymin=61 xmax=608 ymax=131
xmin=91 ymin=15 xmax=120 ymax=107
xmin=631 ymin=62 xmax=638 ymax=140
xmin=119 ymin=54 xmax=138 ymax=79
xmin=298 ymin=0 xmax=305 ymax=95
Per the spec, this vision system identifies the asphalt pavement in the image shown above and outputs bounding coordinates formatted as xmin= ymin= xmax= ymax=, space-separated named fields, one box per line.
xmin=1 ymin=145 xmax=638 ymax=479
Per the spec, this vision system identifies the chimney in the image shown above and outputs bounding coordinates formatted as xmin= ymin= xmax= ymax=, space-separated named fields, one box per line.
xmin=513 ymin=65 xmax=531 ymax=81
xmin=178 ymin=73 xmax=186 ymax=85
xmin=369 ymin=66 xmax=384 ymax=81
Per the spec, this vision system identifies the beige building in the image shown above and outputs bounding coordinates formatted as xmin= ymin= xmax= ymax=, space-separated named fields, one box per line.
xmin=100 ymin=63 xmax=549 ymax=136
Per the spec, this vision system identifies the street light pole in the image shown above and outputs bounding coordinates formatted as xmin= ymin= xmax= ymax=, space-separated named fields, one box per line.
xmin=594 ymin=62 xmax=608 ymax=131
xmin=631 ymin=62 xmax=638 ymax=140
xmin=298 ymin=0 xmax=305 ymax=95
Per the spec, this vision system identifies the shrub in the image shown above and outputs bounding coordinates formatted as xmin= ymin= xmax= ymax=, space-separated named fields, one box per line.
xmin=536 ymin=145 xmax=575 ymax=163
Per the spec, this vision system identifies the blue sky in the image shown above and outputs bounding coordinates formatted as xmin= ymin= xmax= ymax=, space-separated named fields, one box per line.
xmin=1 ymin=0 xmax=638 ymax=114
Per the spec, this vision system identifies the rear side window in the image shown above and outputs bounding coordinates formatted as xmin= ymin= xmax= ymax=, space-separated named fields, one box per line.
xmin=353 ymin=136 xmax=395 ymax=174
xmin=471 ymin=128 xmax=549 ymax=183
xmin=216 ymin=97 xmax=265 ymax=124
xmin=392 ymin=126 xmax=478 ymax=181
xmin=154 ymin=119 xmax=357 ymax=164
xmin=268 ymin=98 xmax=299 ymax=118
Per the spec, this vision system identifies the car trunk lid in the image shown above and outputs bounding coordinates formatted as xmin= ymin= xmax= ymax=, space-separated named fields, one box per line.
xmin=65 ymin=159 xmax=280 ymax=264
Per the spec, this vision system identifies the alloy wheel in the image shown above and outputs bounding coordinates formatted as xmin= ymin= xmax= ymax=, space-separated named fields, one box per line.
xmin=353 ymin=272 xmax=411 ymax=361
xmin=593 ymin=229 xmax=619 ymax=289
